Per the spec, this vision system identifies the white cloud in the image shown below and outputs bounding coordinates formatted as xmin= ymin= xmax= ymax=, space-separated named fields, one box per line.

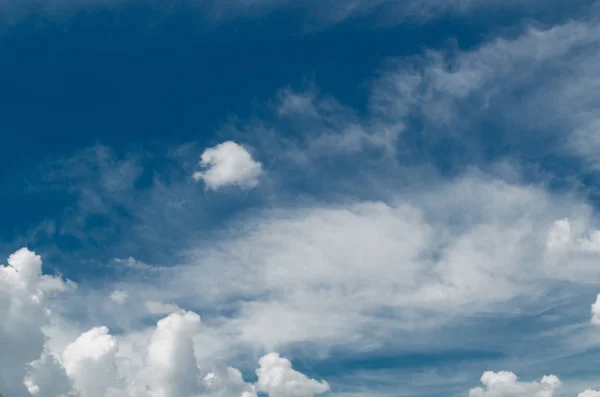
xmin=110 ymin=290 xmax=128 ymax=304
xmin=193 ymin=141 xmax=263 ymax=190
xmin=0 ymin=265 xmax=328 ymax=397
xmin=24 ymin=351 xmax=71 ymax=397
xmin=579 ymin=390 xmax=600 ymax=397
xmin=144 ymin=311 xmax=203 ymax=397
xmin=544 ymin=218 xmax=600 ymax=283
xmin=204 ymin=367 xmax=257 ymax=397
xmin=256 ymin=353 xmax=330 ymax=397
xmin=468 ymin=371 xmax=561 ymax=397
xmin=154 ymin=175 xmax=591 ymax=352
xmin=0 ymin=248 xmax=72 ymax=397
xmin=61 ymin=327 xmax=122 ymax=397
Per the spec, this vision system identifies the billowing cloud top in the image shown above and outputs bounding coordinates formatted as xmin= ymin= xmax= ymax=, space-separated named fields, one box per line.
xmin=1 ymin=249 xmax=331 ymax=397
xmin=469 ymin=371 xmax=561 ymax=397
xmin=193 ymin=141 xmax=263 ymax=190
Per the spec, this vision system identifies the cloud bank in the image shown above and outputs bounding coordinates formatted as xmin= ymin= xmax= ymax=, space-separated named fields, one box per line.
xmin=1 ymin=249 xmax=331 ymax=397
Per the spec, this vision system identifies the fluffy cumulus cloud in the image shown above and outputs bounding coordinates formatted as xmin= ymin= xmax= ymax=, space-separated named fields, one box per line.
xmin=580 ymin=390 xmax=600 ymax=397
xmin=256 ymin=353 xmax=330 ymax=397
xmin=193 ymin=141 xmax=263 ymax=190
xmin=60 ymin=327 xmax=122 ymax=397
xmin=0 ymin=248 xmax=72 ymax=397
xmin=1 ymin=248 xmax=330 ymax=397
xmin=204 ymin=367 xmax=258 ymax=397
xmin=468 ymin=371 xmax=561 ymax=397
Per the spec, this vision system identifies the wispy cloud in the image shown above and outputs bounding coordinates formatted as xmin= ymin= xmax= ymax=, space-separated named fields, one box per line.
xmin=2 ymin=0 xmax=595 ymax=30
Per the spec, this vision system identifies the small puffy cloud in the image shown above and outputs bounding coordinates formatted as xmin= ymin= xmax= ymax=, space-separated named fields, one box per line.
xmin=193 ymin=141 xmax=262 ymax=190
xmin=110 ymin=290 xmax=128 ymax=304
xmin=468 ymin=371 xmax=561 ymax=397
xmin=592 ymin=294 xmax=600 ymax=325
xmin=579 ymin=390 xmax=600 ymax=397
xmin=256 ymin=353 xmax=330 ymax=397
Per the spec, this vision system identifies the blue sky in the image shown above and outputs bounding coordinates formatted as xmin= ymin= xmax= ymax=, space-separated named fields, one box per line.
xmin=2 ymin=1 xmax=600 ymax=397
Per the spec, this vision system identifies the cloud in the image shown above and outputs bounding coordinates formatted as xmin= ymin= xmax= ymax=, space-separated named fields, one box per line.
xmin=592 ymin=294 xmax=600 ymax=325
xmin=110 ymin=290 xmax=128 ymax=304
xmin=256 ymin=353 xmax=330 ymax=397
xmin=145 ymin=300 xmax=182 ymax=315
xmin=156 ymin=174 xmax=595 ymax=352
xmin=61 ymin=327 xmax=122 ymax=397
xmin=544 ymin=218 xmax=600 ymax=283
xmin=1 ymin=264 xmax=332 ymax=397
xmin=204 ymin=367 xmax=258 ymax=397
xmin=468 ymin=371 xmax=561 ymax=397
xmin=24 ymin=351 xmax=71 ymax=397
xmin=4 ymin=0 xmax=591 ymax=29
xmin=193 ymin=141 xmax=263 ymax=190
xmin=0 ymin=248 xmax=73 ymax=397
xmin=580 ymin=390 xmax=600 ymax=397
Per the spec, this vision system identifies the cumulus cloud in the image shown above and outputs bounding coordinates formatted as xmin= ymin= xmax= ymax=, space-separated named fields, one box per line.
xmin=544 ymin=218 xmax=600 ymax=282
xmin=204 ymin=367 xmax=257 ymax=397
xmin=144 ymin=310 xmax=203 ymax=397
xmin=256 ymin=353 xmax=330 ymax=397
xmin=0 ymin=248 xmax=72 ymax=397
xmin=24 ymin=351 xmax=71 ymax=397
xmin=468 ymin=371 xmax=561 ymax=397
xmin=61 ymin=327 xmax=122 ymax=397
xmin=193 ymin=141 xmax=263 ymax=190
xmin=1 ymin=265 xmax=328 ymax=397
xmin=580 ymin=390 xmax=600 ymax=397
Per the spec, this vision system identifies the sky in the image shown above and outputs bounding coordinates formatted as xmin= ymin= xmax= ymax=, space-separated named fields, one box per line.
xmin=2 ymin=0 xmax=600 ymax=396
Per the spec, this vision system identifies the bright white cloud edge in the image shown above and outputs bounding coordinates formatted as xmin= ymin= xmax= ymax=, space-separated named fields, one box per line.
xmin=193 ymin=141 xmax=263 ymax=190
